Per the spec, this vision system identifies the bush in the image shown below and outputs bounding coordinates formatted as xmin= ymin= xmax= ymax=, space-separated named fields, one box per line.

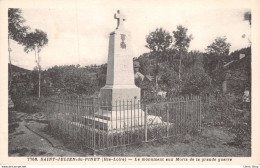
xmin=12 ymin=96 xmax=47 ymax=114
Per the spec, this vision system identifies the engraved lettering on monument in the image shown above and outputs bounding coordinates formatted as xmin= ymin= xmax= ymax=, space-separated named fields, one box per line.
xmin=119 ymin=64 xmax=128 ymax=72
xmin=120 ymin=34 xmax=126 ymax=49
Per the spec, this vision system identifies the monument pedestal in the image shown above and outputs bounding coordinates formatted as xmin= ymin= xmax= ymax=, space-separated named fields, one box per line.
xmin=83 ymin=109 xmax=145 ymax=131
xmin=100 ymin=85 xmax=141 ymax=110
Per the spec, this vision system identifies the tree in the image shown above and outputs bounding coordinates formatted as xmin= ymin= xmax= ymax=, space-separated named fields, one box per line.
xmin=8 ymin=9 xmax=29 ymax=43
xmin=96 ymin=64 xmax=107 ymax=88
xmin=205 ymin=37 xmax=231 ymax=89
xmin=8 ymin=8 xmax=29 ymax=91
xmin=145 ymin=28 xmax=172 ymax=90
xmin=145 ymin=28 xmax=172 ymax=52
xmin=205 ymin=36 xmax=231 ymax=73
xmin=181 ymin=51 xmax=212 ymax=95
xmin=172 ymin=25 xmax=193 ymax=54
xmin=23 ymin=29 xmax=48 ymax=98
xmin=138 ymin=53 xmax=154 ymax=75
xmin=206 ymin=36 xmax=231 ymax=57
xmin=172 ymin=25 xmax=193 ymax=80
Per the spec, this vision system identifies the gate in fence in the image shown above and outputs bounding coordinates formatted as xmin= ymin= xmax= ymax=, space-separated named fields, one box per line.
xmin=46 ymin=95 xmax=201 ymax=153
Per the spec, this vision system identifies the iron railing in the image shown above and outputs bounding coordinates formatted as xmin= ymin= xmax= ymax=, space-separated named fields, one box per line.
xmin=46 ymin=95 xmax=201 ymax=153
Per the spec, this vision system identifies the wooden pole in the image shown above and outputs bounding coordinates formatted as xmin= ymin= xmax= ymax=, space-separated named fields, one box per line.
xmin=166 ymin=103 xmax=169 ymax=137
xmin=144 ymin=106 xmax=148 ymax=142
xmin=199 ymin=96 xmax=202 ymax=132
xmin=179 ymin=59 xmax=181 ymax=81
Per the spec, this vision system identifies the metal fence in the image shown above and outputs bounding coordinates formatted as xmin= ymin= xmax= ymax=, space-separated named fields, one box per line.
xmin=46 ymin=95 xmax=201 ymax=153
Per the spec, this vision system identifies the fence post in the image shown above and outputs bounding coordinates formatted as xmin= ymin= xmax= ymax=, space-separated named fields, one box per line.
xmin=166 ymin=103 xmax=169 ymax=137
xmin=93 ymin=100 xmax=96 ymax=151
xmin=199 ymin=96 xmax=202 ymax=132
xmin=144 ymin=106 xmax=148 ymax=142
xmin=46 ymin=100 xmax=49 ymax=130
xmin=77 ymin=96 xmax=79 ymax=144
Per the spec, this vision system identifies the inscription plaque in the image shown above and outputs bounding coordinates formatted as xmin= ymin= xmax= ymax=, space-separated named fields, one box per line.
xmin=120 ymin=34 xmax=126 ymax=49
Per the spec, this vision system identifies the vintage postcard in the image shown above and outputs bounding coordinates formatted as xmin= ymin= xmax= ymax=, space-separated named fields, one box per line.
xmin=0 ymin=0 xmax=260 ymax=166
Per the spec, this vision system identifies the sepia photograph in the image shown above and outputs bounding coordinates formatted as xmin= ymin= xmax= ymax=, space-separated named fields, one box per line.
xmin=1 ymin=0 xmax=260 ymax=166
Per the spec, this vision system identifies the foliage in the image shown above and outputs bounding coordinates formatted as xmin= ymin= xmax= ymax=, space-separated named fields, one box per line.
xmin=10 ymin=74 xmax=32 ymax=98
xmin=205 ymin=36 xmax=231 ymax=57
xmin=172 ymin=25 xmax=193 ymax=55
xmin=142 ymin=26 xmax=195 ymax=96
xmin=8 ymin=8 xmax=30 ymax=92
xmin=23 ymin=29 xmax=48 ymax=53
xmin=11 ymin=95 xmax=47 ymax=114
xmin=229 ymin=47 xmax=251 ymax=60
xmin=143 ymin=27 xmax=172 ymax=92
xmin=145 ymin=28 xmax=172 ymax=52
xmin=204 ymin=36 xmax=231 ymax=88
xmin=96 ymin=64 xmax=107 ymax=88
xmin=135 ymin=49 xmax=212 ymax=98
xmin=202 ymin=94 xmax=251 ymax=147
xmin=138 ymin=53 xmax=155 ymax=76
xmin=8 ymin=8 xmax=29 ymax=43
xmin=46 ymin=64 xmax=106 ymax=95
xmin=9 ymin=63 xmax=108 ymax=104
xmin=181 ymin=67 xmax=211 ymax=95
xmin=22 ymin=29 xmax=48 ymax=98
xmin=156 ymin=51 xmax=211 ymax=96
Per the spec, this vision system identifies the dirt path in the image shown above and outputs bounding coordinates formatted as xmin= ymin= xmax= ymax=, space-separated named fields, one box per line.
xmin=8 ymin=111 xmax=86 ymax=157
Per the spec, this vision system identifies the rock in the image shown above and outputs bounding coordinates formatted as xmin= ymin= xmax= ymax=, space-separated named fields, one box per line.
xmin=147 ymin=115 xmax=163 ymax=125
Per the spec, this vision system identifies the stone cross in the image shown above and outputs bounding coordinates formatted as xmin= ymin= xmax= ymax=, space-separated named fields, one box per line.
xmin=114 ymin=10 xmax=126 ymax=29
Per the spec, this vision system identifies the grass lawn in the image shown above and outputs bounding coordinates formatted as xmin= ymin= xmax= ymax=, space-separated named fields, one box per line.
xmin=98 ymin=126 xmax=250 ymax=157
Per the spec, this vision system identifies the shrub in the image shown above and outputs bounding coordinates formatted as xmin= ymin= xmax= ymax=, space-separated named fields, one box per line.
xmin=12 ymin=96 xmax=47 ymax=114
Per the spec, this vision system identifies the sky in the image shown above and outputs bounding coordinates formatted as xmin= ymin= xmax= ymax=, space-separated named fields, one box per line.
xmin=9 ymin=7 xmax=251 ymax=70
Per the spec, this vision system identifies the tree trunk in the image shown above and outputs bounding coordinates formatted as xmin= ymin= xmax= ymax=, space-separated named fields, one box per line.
xmin=155 ymin=75 xmax=158 ymax=90
xmin=38 ymin=69 xmax=41 ymax=99
xmin=8 ymin=36 xmax=12 ymax=92
xmin=37 ymin=49 xmax=41 ymax=99
xmin=179 ymin=59 xmax=181 ymax=81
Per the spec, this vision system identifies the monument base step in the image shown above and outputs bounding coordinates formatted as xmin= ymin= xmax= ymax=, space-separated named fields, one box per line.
xmin=94 ymin=108 xmax=145 ymax=121
xmin=59 ymin=117 xmax=172 ymax=135
xmin=82 ymin=115 xmax=145 ymax=131
xmin=81 ymin=109 xmax=167 ymax=131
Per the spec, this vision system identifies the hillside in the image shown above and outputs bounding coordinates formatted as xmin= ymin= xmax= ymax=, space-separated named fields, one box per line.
xmin=8 ymin=63 xmax=31 ymax=74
